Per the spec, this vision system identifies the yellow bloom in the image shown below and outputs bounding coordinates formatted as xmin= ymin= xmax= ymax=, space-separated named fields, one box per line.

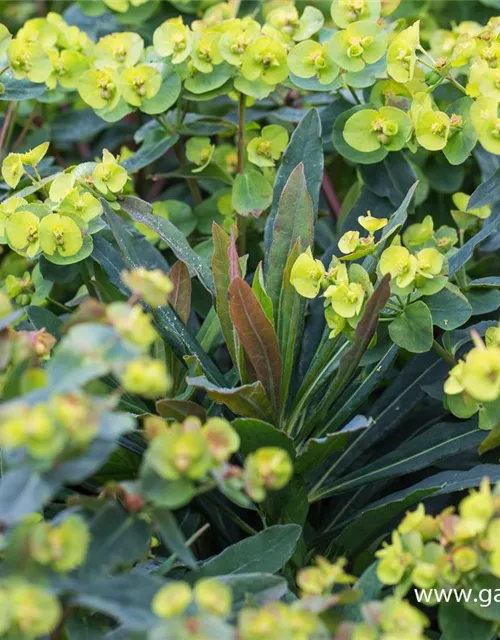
xmin=290 ymin=247 xmax=325 ymax=298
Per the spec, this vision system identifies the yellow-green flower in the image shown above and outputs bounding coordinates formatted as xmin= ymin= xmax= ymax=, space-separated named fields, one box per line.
xmin=344 ymin=106 xmax=412 ymax=153
xmin=358 ymin=210 xmax=388 ymax=234
xmin=415 ymin=248 xmax=444 ymax=279
xmin=39 ymin=214 xmax=83 ymax=258
xmin=30 ymin=515 xmax=90 ymax=572
xmin=147 ymin=427 xmax=212 ymax=481
xmin=94 ymin=32 xmax=144 ymax=69
xmin=331 ymin=0 xmax=381 ymax=28
xmin=121 ymin=357 xmax=171 ymax=399
xmin=460 ymin=346 xmax=500 ymax=402
xmin=288 ymin=40 xmax=339 ymax=85
xmin=21 ymin=142 xmax=50 ymax=168
xmin=219 ymin=19 xmax=260 ymax=67
xmin=203 ymin=417 xmax=240 ymax=464
xmin=0 ymin=197 xmax=27 ymax=241
xmin=324 ymin=305 xmax=347 ymax=338
xmin=290 ymin=247 xmax=326 ymax=298
xmin=329 ymin=20 xmax=388 ymax=72
xmin=120 ymin=64 xmax=162 ymax=107
xmin=338 ymin=230 xmax=361 ymax=254
xmin=152 ymin=582 xmax=192 ymax=619
xmin=241 ymin=36 xmax=289 ymax=86
xmin=452 ymin=191 xmax=491 ymax=220
xmin=59 ymin=188 xmax=103 ymax=222
xmin=387 ymin=22 xmax=420 ymax=83
xmin=247 ymin=125 xmax=289 ymax=168
xmin=121 ymin=267 xmax=173 ymax=307
xmin=444 ymin=361 xmax=465 ymax=395
xmin=78 ymin=67 xmax=121 ymax=111
xmin=5 ymin=211 xmax=40 ymax=257
xmin=106 ymin=302 xmax=158 ymax=348
xmin=325 ymin=281 xmax=365 ymax=318
xmin=191 ymin=32 xmax=224 ymax=74
xmin=379 ymin=597 xmax=429 ymax=638
xmin=153 ymin=17 xmax=192 ymax=64
xmin=2 ymin=153 xmax=24 ymax=189
xmin=244 ymin=447 xmax=293 ymax=502
xmin=185 ymin=137 xmax=215 ymax=172
xmin=267 ymin=5 xmax=324 ymax=41
xmin=47 ymin=49 xmax=89 ymax=90
xmin=379 ymin=245 xmax=418 ymax=289
xmin=375 ymin=531 xmax=413 ymax=585
xmin=92 ymin=149 xmax=128 ymax=194
xmin=403 ymin=215 xmax=434 ymax=249
xmin=416 ymin=109 xmax=451 ymax=151
xmin=9 ymin=583 xmax=62 ymax=638
xmin=470 ymin=97 xmax=500 ymax=155
xmin=456 ymin=478 xmax=494 ymax=537
xmin=8 ymin=39 xmax=52 ymax=83
xmin=194 ymin=578 xmax=232 ymax=617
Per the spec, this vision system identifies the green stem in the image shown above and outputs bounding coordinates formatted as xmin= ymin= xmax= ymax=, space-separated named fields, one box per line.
xmin=346 ymin=84 xmax=361 ymax=105
xmin=432 ymin=339 xmax=457 ymax=367
xmin=236 ymin=91 xmax=247 ymax=255
xmin=0 ymin=101 xmax=15 ymax=156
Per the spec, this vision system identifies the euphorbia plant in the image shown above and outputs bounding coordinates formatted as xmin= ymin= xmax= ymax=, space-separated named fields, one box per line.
xmin=0 ymin=0 xmax=500 ymax=638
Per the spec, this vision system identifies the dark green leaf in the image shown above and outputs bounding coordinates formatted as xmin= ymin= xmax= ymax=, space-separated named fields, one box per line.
xmin=153 ymin=508 xmax=197 ymax=569
xmin=468 ymin=167 xmax=500 ymax=209
xmin=197 ymin=524 xmax=301 ymax=577
xmin=389 ymin=301 xmax=434 ymax=353
xmin=122 ymin=134 xmax=179 ymax=173
xmin=424 ymin=282 xmax=473 ymax=330
xmin=232 ymin=418 xmax=296 ymax=460
xmin=440 ymin=597 xmax=496 ymax=639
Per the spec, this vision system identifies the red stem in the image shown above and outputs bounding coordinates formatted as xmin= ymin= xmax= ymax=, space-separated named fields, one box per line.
xmin=322 ymin=168 xmax=341 ymax=220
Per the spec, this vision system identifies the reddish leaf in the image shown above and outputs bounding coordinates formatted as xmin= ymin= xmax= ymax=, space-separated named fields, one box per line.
xmin=229 ymin=277 xmax=282 ymax=414
xmin=169 ymin=261 xmax=191 ymax=324
xmin=156 ymin=399 xmax=206 ymax=422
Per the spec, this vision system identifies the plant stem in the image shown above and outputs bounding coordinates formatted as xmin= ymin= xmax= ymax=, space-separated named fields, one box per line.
xmin=12 ymin=104 xmax=38 ymax=152
xmin=432 ymin=339 xmax=457 ymax=367
xmin=0 ymin=101 xmax=15 ymax=155
xmin=322 ymin=168 xmax=341 ymax=221
xmin=346 ymin=85 xmax=361 ymax=105
xmin=236 ymin=91 xmax=247 ymax=255
xmin=173 ymin=140 xmax=203 ymax=205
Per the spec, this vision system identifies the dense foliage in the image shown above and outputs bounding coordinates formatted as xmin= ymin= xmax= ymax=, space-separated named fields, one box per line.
xmin=1 ymin=0 xmax=500 ymax=638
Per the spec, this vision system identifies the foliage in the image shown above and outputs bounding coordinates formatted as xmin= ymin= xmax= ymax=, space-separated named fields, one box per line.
xmin=0 ymin=0 xmax=500 ymax=638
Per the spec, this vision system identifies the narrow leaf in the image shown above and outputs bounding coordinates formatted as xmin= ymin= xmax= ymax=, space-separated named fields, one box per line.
xmin=229 ymin=277 xmax=282 ymax=414
xmin=468 ymin=166 xmax=500 ymax=209
xmin=169 ymin=261 xmax=191 ymax=323
xmin=266 ymin=163 xmax=314 ymax=311
xmin=153 ymin=508 xmax=197 ymax=569
xmin=187 ymin=375 xmax=275 ymax=424
xmin=120 ymin=196 xmax=214 ymax=295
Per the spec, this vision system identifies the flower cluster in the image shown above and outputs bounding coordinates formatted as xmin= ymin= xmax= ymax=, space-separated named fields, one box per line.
xmin=141 ymin=415 xmax=293 ymax=508
xmin=0 ymin=147 xmax=129 ymax=265
xmin=376 ymin=479 xmax=500 ymax=596
xmin=0 ymin=580 xmax=61 ymax=639
xmin=0 ymin=392 xmax=101 ymax=465
xmin=444 ymin=325 xmax=500 ymax=428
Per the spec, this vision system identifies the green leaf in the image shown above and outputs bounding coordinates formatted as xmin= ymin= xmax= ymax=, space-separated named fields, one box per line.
xmin=389 ymin=301 xmax=434 ymax=353
xmin=188 ymin=375 xmax=275 ymax=423
xmin=468 ymin=166 xmax=500 ymax=209
xmin=51 ymin=110 xmax=109 ymax=142
xmin=157 ymin=163 xmax=233 ymax=185
xmin=265 ymin=109 xmax=323 ymax=253
xmin=232 ymin=170 xmax=273 ymax=217
xmin=229 ymin=277 xmax=282 ymax=415
xmin=440 ymin=597 xmax=496 ymax=639
xmin=156 ymin=399 xmax=206 ymax=422
xmin=252 ymin=262 xmax=273 ymax=324
xmin=313 ymin=275 xmax=391 ymax=435
xmin=465 ymin=289 xmax=500 ymax=316
xmin=0 ymin=71 xmax=46 ymax=101
xmin=448 ymin=209 xmax=500 ymax=276
xmin=197 ymin=524 xmax=301 ymax=577
xmin=359 ymin=152 xmax=417 ymax=208
xmin=277 ymin=240 xmax=307 ymax=411
xmin=141 ymin=71 xmax=181 ymax=115
xmin=463 ymin=576 xmax=500 ymax=621
xmin=81 ymin=502 xmax=151 ymax=576
xmin=73 ymin=574 xmax=162 ymax=631
xmin=43 ymin=235 xmax=94 ymax=266
xmin=0 ymin=468 xmax=58 ymax=526
xmin=312 ymin=420 xmax=482 ymax=499
xmin=331 ymin=486 xmax=439 ymax=557
xmin=444 ymin=97 xmax=478 ymax=166
xmin=120 ymin=196 xmax=214 ymax=295
xmin=333 ymin=105 xmax=388 ymax=165
xmin=266 ymin=163 xmax=314 ymax=311
xmin=121 ymin=134 xmax=179 ymax=173
xmin=232 ymin=418 xmax=296 ymax=460
xmin=27 ymin=305 xmax=63 ymax=338
xmin=220 ymin=574 xmax=288 ymax=612
xmin=295 ymin=416 xmax=368 ymax=475
xmin=153 ymin=508 xmax=197 ymax=569
xmin=212 ymin=223 xmax=239 ymax=368
xmin=424 ymin=282 xmax=472 ymax=330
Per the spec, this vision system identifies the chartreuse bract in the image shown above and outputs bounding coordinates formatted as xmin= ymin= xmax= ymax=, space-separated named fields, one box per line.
xmin=0 ymin=1 xmax=499 ymax=639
